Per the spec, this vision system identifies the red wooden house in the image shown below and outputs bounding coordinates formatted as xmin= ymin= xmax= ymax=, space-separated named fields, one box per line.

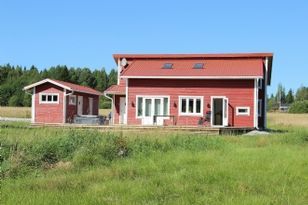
xmin=104 ymin=53 xmax=273 ymax=129
xmin=23 ymin=79 xmax=102 ymax=124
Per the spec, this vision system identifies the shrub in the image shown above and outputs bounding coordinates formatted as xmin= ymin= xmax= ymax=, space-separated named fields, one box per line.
xmin=288 ymin=100 xmax=308 ymax=113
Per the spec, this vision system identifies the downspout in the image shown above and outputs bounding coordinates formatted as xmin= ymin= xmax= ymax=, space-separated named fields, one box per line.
xmin=104 ymin=92 xmax=114 ymax=125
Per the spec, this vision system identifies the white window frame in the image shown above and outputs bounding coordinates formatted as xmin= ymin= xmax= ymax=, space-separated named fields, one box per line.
xmin=178 ymin=96 xmax=204 ymax=116
xmin=236 ymin=107 xmax=250 ymax=116
xmin=135 ymin=95 xmax=170 ymax=119
xmin=39 ymin=93 xmax=59 ymax=104
xmin=69 ymin=95 xmax=76 ymax=105
xmin=258 ymin=99 xmax=262 ymax=117
xmin=258 ymin=79 xmax=263 ymax=89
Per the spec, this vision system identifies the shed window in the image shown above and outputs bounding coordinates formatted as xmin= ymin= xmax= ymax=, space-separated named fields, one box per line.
xmin=69 ymin=95 xmax=76 ymax=105
xmin=162 ymin=63 xmax=173 ymax=69
xmin=193 ymin=63 xmax=204 ymax=69
xmin=40 ymin=93 xmax=59 ymax=104
xmin=236 ymin=107 xmax=250 ymax=116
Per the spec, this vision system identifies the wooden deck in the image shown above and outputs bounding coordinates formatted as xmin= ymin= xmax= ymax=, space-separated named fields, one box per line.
xmin=30 ymin=123 xmax=254 ymax=135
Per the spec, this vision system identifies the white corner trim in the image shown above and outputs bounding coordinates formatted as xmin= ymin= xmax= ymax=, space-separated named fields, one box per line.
xmin=125 ymin=79 xmax=128 ymax=124
xmin=264 ymin=57 xmax=268 ymax=128
xmin=63 ymin=89 xmax=66 ymax=123
xmin=254 ymin=79 xmax=258 ymax=129
xmin=31 ymin=87 xmax=36 ymax=123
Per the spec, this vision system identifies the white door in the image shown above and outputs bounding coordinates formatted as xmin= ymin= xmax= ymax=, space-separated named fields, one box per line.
xmin=142 ymin=98 xmax=153 ymax=125
xmin=211 ymin=97 xmax=228 ymax=127
xmin=142 ymin=98 xmax=164 ymax=125
xmin=119 ymin=97 xmax=126 ymax=124
xmin=89 ymin=98 xmax=93 ymax=115
xmin=77 ymin=96 xmax=83 ymax=115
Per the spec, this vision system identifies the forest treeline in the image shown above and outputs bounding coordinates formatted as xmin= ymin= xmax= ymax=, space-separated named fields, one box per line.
xmin=0 ymin=64 xmax=117 ymax=108
xmin=268 ymin=83 xmax=308 ymax=113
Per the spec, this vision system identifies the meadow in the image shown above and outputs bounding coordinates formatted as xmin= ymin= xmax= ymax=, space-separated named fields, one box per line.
xmin=0 ymin=113 xmax=307 ymax=204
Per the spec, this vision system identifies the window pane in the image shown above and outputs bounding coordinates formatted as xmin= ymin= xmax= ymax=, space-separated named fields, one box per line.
xmin=47 ymin=95 xmax=52 ymax=101
xmin=239 ymin=109 xmax=247 ymax=113
xmin=181 ymin=98 xmax=186 ymax=113
xmin=196 ymin=99 xmax=201 ymax=113
xmin=154 ymin=99 xmax=161 ymax=115
xmin=42 ymin=95 xmax=46 ymax=102
xmin=145 ymin=99 xmax=152 ymax=117
xmin=53 ymin=95 xmax=58 ymax=102
xmin=163 ymin=98 xmax=168 ymax=115
xmin=188 ymin=99 xmax=194 ymax=113
xmin=137 ymin=97 xmax=143 ymax=117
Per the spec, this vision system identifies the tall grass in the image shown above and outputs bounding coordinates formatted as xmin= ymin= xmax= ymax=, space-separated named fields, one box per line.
xmin=0 ymin=122 xmax=307 ymax=204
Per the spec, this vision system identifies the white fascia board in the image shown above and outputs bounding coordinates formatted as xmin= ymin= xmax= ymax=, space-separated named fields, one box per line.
xmin=23 ymin=78 xmax=72 ymax=91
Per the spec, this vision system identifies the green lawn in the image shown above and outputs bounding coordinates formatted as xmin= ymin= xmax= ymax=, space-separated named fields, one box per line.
xmin=0 ymin=119 xmax=307 ymax=204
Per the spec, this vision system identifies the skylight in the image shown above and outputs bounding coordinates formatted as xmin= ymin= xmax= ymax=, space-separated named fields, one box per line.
xmin=163 ymin=63 xmax=173 ymax=69
xmin=193 ymin=63 xmax=204 ymax=69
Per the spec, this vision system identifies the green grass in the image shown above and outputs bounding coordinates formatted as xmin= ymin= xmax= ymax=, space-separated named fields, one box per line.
xmin=0 ymin=116 xmax=308 ymax=204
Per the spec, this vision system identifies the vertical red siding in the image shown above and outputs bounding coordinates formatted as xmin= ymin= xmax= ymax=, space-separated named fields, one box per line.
xmin=124 ymin=79 xmax=255 ymax=127
xmin=34 ymin=82 xmax=100 ymax=124
xmin=35 ymin=83 xmax=64 ymax=123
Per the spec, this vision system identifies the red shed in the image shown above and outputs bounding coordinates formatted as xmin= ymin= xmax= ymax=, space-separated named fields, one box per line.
xmin=104 ymin=53 xmax=273 ymax=129
xmin=23 ymin=79 xmax=102 ymax=124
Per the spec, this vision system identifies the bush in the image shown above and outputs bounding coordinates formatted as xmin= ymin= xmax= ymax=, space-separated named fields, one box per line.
xmin=288 ymin=100 xmax=308 ymax=113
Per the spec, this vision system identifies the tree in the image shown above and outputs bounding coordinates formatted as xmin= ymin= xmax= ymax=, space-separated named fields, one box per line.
xmin=285 ymin=89 xmax=294 ymax=104
xmin=275 ymin=83 xmax=286 ymax=105
xmin=296 ymin=86 xmax=308 ymax=101
xmin=108 ymin=69 xmax=117 ymax=87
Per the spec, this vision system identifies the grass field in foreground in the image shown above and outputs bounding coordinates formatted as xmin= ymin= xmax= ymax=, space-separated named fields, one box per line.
xmin=0 ymin=120 xmax=307 ymax=204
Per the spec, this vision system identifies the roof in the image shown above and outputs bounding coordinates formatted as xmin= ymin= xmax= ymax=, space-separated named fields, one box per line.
xmin=113 ymin=53 xmax=273 ymax=62
xmin=104 ymin=84 xmax=125 ymax=95
xmin=23 ymin=78 xmax=103 ymax=96
xmin=114 ymin=53 xmax=273 ymax=85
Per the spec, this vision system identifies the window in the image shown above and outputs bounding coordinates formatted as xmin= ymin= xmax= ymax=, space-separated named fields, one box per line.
xmin=193 ymin=63 xmax=204 ymax=69
xmin=137 ymin=97 xmax=143 ymax=117
xmin=236 ymin=107 xmax=250 ymax=116
xmin=179 ymin=96 xmax=203 ymax=116
xmin=162 ymin=63 xmax=173 ymax=69
xmin=69 ymin=95 xmax=76 ymax=105
xmin=258 ymin=100 xmax=262 ymax=117
xmin=40 ymin=93 xmax=59 ymax=104
xmin=136 ymin=96 xmax=170 ymax=118
xmin=258 ymin=79 xmax=263 ymax=89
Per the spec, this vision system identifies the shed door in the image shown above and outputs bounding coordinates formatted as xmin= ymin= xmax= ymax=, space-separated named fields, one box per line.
xmin=89 ymin=97 xmax=93 ymax=115
xmin=77 ymin=96 xmax=83 ymax=115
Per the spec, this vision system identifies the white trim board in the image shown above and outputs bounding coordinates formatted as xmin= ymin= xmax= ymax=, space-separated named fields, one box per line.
xmin=121 ymin=76 xmax=263 ymax=79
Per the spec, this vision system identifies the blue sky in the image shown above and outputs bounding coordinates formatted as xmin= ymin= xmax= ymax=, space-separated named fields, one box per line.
xmin=0 ymin=0 xmax=307 ymax=94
